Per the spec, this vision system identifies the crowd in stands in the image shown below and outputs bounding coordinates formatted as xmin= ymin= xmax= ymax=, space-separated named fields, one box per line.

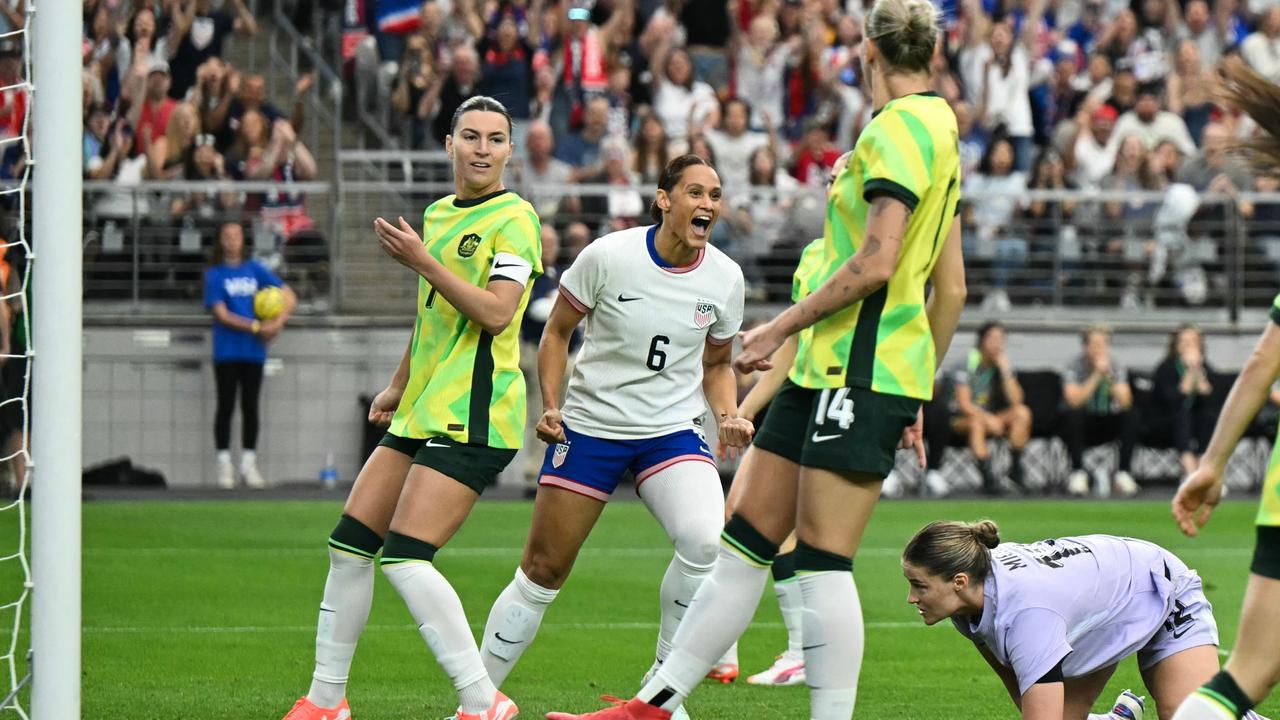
xmin=79 ymin=0 xmax=329 ymax=300
xmin=337 ymin=0 xmax=1280 ymax=306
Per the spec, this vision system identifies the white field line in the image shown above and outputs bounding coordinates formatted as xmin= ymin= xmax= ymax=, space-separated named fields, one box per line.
xmin=78 ymin=546 xmax=1253 ymax=558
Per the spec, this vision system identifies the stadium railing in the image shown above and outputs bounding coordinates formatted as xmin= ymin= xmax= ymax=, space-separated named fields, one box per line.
xmin=82 ymin=179 xmax=335 ymax=313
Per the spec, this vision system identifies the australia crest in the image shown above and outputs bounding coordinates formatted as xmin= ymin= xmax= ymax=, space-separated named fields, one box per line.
xmin=693 ymin=299 xmax=716 ymax=329
xmin=457 ymin=232 xmax=483 ymax=258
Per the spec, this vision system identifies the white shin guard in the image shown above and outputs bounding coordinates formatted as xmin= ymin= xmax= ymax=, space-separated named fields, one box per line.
xmin=307 ymin=549 xmax=375 ymax=709
xmin=480 ymin=567 xmax=560 ymax=688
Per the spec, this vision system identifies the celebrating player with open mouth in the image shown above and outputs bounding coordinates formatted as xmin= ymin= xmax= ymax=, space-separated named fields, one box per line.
xmin=1169 ymin=61 xmax=1280 ymax=720
xmin=477 ymin=155 xmax=750 ymax=719
xmin=281 ymin=96 xmax=541 ymax=720
xmin=902 ymin=520 xmax=1269 ymax=720
xmin=545 ymin=0 xmax=967 ymax=716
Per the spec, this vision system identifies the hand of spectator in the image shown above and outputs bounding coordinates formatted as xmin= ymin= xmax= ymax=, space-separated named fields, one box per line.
xmin=271 ymin=118 xmax=296 ymax=146
xmin=294 ymin=72 xmax=315 ymax=97
xmin=132 ymin=36 xmax=151 ymax=71
xmin=227 ymin=69 xmax=241 ymax=96
xmin=716 ymin=416 xmax=755 ymax=460
xmin=1181 ymin=345 xmax=1204 ymax=370
xmin=368 ymin=385 xmax=403 ymax=427
xmin=536 ymin=408 xmax=567 ymax=444
xmin=374 ymin=216 xmax=432 ymax=273
xmin=1090 ymin=354 xmax=1111 ymax=377
xmin=995 ymin=353 xmax=1012 ymax=375
xmin=139 ymin=123 xmax=153 ymax=150
xmin=898 ymin=407 xmax=926 ymax=469
xmin=111 ymin=123 xmax=129 ymax=153
xmin=1172 ymin=466 xmax=1223 ymax=536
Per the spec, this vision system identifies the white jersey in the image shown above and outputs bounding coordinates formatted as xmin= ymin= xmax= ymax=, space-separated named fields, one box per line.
xmin=557 ymin=225 xmax=745 ymax=440
xmin=951 ymin=535 xmax=1195 ymax=695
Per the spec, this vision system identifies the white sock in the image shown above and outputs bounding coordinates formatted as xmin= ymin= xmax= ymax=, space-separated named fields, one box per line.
xmin=638 ymin=457 xmax=724 ymax=665
xmin=717 ymin=642 xmax=739 ymax=666
xmin=1172 ymin=693 xmax=1248 ymax=720
xmin=216 ymin=450 xmax=232 ymax=466
xmin=800 ymin=571 xmax=863 ymax=720
xmin=306 ymin=549 xmax=375 ymax=709
xmin=480 ymin=567 xmax=559 ymax=688
xmin=776 ymin=578 xmax=804 ymax=655
xmin=638 ymin=547 xmax=770 ymax=711
xmin=240 ymin=449 xmax=257 ymax=471
xmin=382 ymin=561 xmax=496 ymax=713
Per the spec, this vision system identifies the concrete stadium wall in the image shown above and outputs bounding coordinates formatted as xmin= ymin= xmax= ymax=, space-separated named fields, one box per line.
xmin=85 ymin=320 xmax=1273 ymax=489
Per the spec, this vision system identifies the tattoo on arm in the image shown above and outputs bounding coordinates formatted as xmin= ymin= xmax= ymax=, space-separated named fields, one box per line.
xmin=844 ymin=234 xmax=882 ymax=274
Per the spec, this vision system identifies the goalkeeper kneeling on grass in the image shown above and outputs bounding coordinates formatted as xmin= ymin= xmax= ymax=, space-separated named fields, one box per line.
xmin=203 ymin=220 xmax=296 ymax=489
xmin=902 ymin=520 xmax=1271 ymax=720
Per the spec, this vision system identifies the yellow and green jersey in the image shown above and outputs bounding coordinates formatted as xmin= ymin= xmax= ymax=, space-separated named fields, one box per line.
xmin=791 ymin=238 xmax=824 ymax=303
xmin=789 ymin=92 xmax=961 ymax=401
xmin=389 ymin=190 xmax=542 ymax=448
xmin=1259 ymin=294 xmax=1280 ymax=526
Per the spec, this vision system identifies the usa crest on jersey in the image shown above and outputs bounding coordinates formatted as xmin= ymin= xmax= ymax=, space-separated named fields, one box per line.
xmin=693 ymin=299 xmax=716 ymax=329
xmin=552 ymin=442 xmax=570 ymax=468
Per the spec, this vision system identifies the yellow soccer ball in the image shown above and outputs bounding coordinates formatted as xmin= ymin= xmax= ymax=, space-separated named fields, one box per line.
xmin=253 ymin=286 xmax=285 ymax=321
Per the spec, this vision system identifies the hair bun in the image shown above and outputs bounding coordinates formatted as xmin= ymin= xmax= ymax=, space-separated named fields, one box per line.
xmin=866 ymin=0 xmax=939 ymax=73
xmin=970 ymin=520 xmax=1001 ymax=549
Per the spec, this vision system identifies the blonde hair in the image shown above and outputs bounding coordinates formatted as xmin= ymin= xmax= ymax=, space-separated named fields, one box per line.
xmin=902 ymin=520 xmax=1001 ymax=581
xmin=865 ymin=0 xmax=939 ymax=74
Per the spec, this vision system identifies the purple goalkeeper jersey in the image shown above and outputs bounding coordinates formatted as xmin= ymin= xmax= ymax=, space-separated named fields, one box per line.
xmin=951 ymin=535 xmax=1184 ymax=695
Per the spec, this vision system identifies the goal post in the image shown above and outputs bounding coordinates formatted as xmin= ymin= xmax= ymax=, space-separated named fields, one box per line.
xmin=30 ymin=0 xmax=82 ymax=716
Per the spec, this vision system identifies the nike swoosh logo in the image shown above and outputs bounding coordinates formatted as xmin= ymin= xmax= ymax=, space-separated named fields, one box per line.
xmin=494 ymin=632 xmax=524 ymax=645
xmin=801 ymin=643 xmax=827 ymax=651
xmin=423 ymin=438 xmax=450 ymax=448
xmin=494 ymin=261 xmax=523 ymax=269
xmin=617 ymin=294 xmax=642 ymax=302
xmin=811 ymin=432 xmax=841 ymax=443
xmin=1171 ymin=627 xmax=1191 ymax=639
xmin=674 ymin=600 xmax=690 ymax=608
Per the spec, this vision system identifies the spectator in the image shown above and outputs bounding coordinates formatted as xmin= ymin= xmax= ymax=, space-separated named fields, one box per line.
xmin=427 ymin=44 xmax=482 ymax=148
xmin=789 ymin=119 xmax=839 ymax=187
xmin=579 ymin=137 xmax=644 ymax=233
xmin=116 ymin=6 xmax=167 ymax=110
xmin=146 ymin=101 xmax=199 ymax=179
xmin=561 ymin=220 xmax=592 ymax=265
xmin=478 ymin=13 xmax=535 ymax=124
xmin=702 ymin=98 xmax=771 ymax=197
xmin=962 ymin=11 xmax=1037 ymax=171
xmin=85 ymin=3 xmax=128 ymax=107
xmin=678 ymin=0 xmax=731 ymax=88
xmin=1177 ymin=0 xmax=1224 ymax=68
xmin=965 ymin=136 xmax=1027 ymax=311
xmin=1067 ymin=0 xmax=1107 ymax=52
xmin=1104 ymin=62 xmax=1139 ymax=116
xmin=84 ymin=103 xmax=130 ymax=181
xmin=0 ymin=40 xmax=23 ymax=142
xmin=171 ymin=132 xmax=237 ymax=220
xmin=1101 ymin=134 xmax=1165 ymax=224
xmin=630 ymin=108 xmax=669 ymax=186
xmin=190 ymin=58 xmax=235 ymax=147
xmin=126 ymin=58 xmax=177 ymax=158
xmin=221 ymin=72 xmax=310 ymax=153
xmin=165 ymin=0 xmax=257 ymax=101
xmin=554 ymin=0 xmax=631 ymax=136
xmin=1071 ymin=101 xmax=1118 ymax=188
xmin=1061 ymin=324 xmax=1140 ymax=497
xmin=602 ymin=62 xmax=632 ymax=139
xmin=554 ymin=94 xmax=610 ymax=177
xmin=513 ymin=119 xmax=578 ymax=218
xmin=1020 ymin=146 xmax=1080 ymax=294
xmin=951 ymin=322 xmax=1033 ymax=494
xmin=1165 ymin=39 xmax=1215 ymax=145
xmin=390 ymin=33 xmax=440 ymax=147
xmin=955 ymin=100 xmax=989 ymax=179
xmin=1241 ymin=6 xmax=1280 ymax=84
xmin=1110 ymin=84 xmax=1197 ymax=156
xmin=739 ymin=144 xmax=801 ymax=299
xmin=651 ymin=42 xmax=718 ymax=145
xmin=203 ymin=221 xmax=295 ymax=489
xmin=1147 ymin=324 xmax=1219 ymax=476
xmin=733 ymin=12 xmax=789 ymax=130
xmin=1177 ymin=123 xmax=1252 ymax=193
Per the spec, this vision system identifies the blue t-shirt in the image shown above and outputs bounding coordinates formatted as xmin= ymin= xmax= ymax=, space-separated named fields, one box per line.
xmin=203 ymin=259 xmax=283 ymax=363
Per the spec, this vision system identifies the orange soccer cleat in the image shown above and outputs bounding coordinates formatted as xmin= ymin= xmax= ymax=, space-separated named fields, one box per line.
xmin=281 ymin=697 xmax=351 ymax=720
xmin=704 ymin=662 xmax=739 ymax=684
xmin=457 ymin=691 xmax=519 ymax=720
xmin=545 ymin=696 xmax=672 ymax=720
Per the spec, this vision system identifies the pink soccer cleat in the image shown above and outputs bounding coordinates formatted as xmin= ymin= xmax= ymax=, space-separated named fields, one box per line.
xmin=746 ymin=651 xmax=806 ymax=686
xmin=457 ymin=691 xmax=519 ymax=720
xmin=545 ymin=696 xmax=672 ymax=720
xmin=281 ymin=697 xmax=351 ymax=720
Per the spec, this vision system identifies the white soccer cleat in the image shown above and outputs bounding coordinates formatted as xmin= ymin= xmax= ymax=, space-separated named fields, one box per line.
xmin=242 ymin=463 xmax=267 ymax=489
xmin=924 ymin=470 xmax=950 ymax=497
xmin=217 ymin=460 xmax=236 ymax=489
xmin=1066 ymin=470 xmax=1089 ymax=497
xmin=1113 ymin=471 xmax=1139 ymax=497
xmin=746 ymin=650 xmax=805 ymax=686
xmin=1109 ymin=689 xmax=1145 ymax=720
xmin=880 ymin=471 xmax=905 ymax=499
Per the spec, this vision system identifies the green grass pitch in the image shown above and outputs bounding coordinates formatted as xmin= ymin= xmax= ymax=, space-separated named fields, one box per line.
xmin=15 ymin=498 xmax=1280 ymax=718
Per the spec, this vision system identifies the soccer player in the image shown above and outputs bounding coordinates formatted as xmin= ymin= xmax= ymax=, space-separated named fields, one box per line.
xmin=545 ymin=0 xmax=968 ymax=715
xmin=280 ymin=96 xmax=541 ymax=720
xmin=731 ymin=154 xmax=852 ymax=689
xmin=204 ymin=221 xmax=296 ymax=489
xmin=1170 ymin=60 xmax=1280 ymax=720
xmin=902 ymin=520 xmax=1268 ymax=720
xmin=476 ymin=155 xmax=751 ymax=716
